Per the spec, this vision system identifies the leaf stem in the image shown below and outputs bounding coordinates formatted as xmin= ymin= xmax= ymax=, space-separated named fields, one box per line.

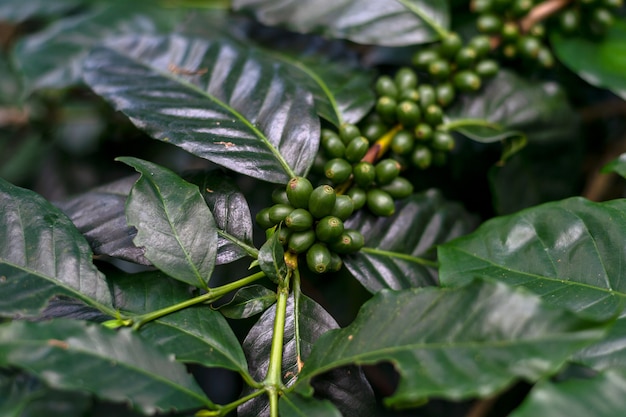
xmin=264 ymin=270 xmax=291 ymax=417
xmin=292 ymin=268 xmax=304 ymax=374
xmin=397 ymin=0 xmax=449 ymax=39
xmin=217 ymin=230 xmax=260 ymax=259
xmin=197 ymin=388 xmax=267 ymax=416
xmin=361 ymin=247 xmax=439 ymax=267
xmin=131 ymin=271 xmax=266 ymax=330
xmin=441 ymin=118 xmax=502 ymax=132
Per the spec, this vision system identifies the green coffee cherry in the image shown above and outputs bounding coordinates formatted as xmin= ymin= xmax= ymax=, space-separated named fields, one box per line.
xmin=286 ymin=176 xmax=313 ymax=209
xmin=424 ymin=104 xmax=444 ymax=126
xmin=477 ymin=13 xmax=503 ymax=34
xmin=255 ymin=207 xmax=274 ymax=229
xmin=418 ymin=84 xmax=436 ymax=109
xmin=353 ymin=161 xmax=376 ymax=188
xmin=328 ymin=252 xmax=343 ymax=272
xmin=315 ymin=216 xmax=345 ymax=242
xmin=322 ymin=135 xmax=346 ymax=158
xmin=472 ymin=0 xmax=493 ymax=13
xmin=306 ymin=243 xmax=332 ymax=274
xmin=394 ymin=67 xmax=418 ymax=90
xmin=453 ymin=70 xmax=482 ymax=92
xmin=537 ymin=47 xmax=554 ymax=68
xmin=339 ymin=123 xmax=361 ymax=145
xmin=344 ymin=229 xmax=365 ymax=252
xmin=272 ymin=188 xmax=290 ymax=205
xmin=308 ymin=185 xmax=336 ymax=219
xmin=362 ymin=121 xmax=388 ymax=142
xmin=376 ymin=96 xmax=398 ymax=124
xmin=321 ymin=129 xmax=339 ymax=143
xmin=502 ymin=44 xmax=517 ymax=59
xmin=375 ymin=75 xmax=398 ymax=98
xmin=375 ymin=159 xmax=401 ymax=185
xmin=432 ymin=131 xmax=455 ymax=152
xmin=311 ymin=153 xmax=327 ymax=175
xmin=268 ymin=204 xmax=294 ymax=224
xmin=468 ymin=35 xmax=492 ymax=58
xmin=590 ymin=8 xmax=614 ymax=35
xmin=380 ymin=177 xmax=414 ymax=199
xmin=435 ymin=83 xmax=456 ymax=107
xmin=366 ymin=189 xmax=395 ymax=217
xmin=559 ymin=8 xmax=580 ymax=34
xmin=411 ymin=145 xmax=433 ymax=169
xmin=347 ymin=187 xmax=367 ymax=210
xmin=391 ymin=130 xmax=415 ymax=155
xmin=501 ymin=22 xmax=520 ymax=42
xmin=411 ymin=49 xmax=440 ymax=69
xmin=284 ymin=208 xmax=314 ymax=231
xmin=324 ymin=158 xmax=353 ymax=184
xmin=414 ymin=123 xmax=433 ymax=141
xmin=511 ymin=0 xmax=533 ymax=16
xmin=529 ymin=23 xmax=546 ymax=39
xmin=331 ymin=195 xmax=355 ymax=220
xmin=428 ymin=58 xmax=451 ymax=81
xmin=439 ymin=32 xmax=463 ymax=58
xmin=517 ymin=35 xmax=541 ymax=58
xmin=603 ymin=0 xmax=623 ymax=7
xmin=475 ymin=59 xmax=499 ymax=77
xmin=396 ymin=100 xmax=421 ymax=127
xmin=455 ymin=47 xmax=478 ymax=69
xmin=399 ymin=88 xmax=420 ymax=102
xmin=345 ymin=136 xmax=370 ymax=163
xmin=287 ymin=229 xmax=316 ymax=253
xmin=329 ymin=229 xmax=364 ymax=254
xmin=276 ymin=226 xmax=292 ymax=246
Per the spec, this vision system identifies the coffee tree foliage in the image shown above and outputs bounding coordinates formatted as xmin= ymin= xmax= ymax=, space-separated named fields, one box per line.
xmin=2 ymin=0 xmax=626 ymax=416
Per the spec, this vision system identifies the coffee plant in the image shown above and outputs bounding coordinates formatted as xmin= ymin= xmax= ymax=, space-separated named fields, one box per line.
xmin=2 ymin=0 xmax=626 ymax=415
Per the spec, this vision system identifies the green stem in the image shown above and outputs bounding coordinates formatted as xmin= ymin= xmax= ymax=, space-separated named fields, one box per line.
xmin=361 ymin=247 xmax=439 ymax=268
xmin=442 ymin=118 xmax=502 ymax=131
xmin=218 ymin=230 xmax=260 ymax=259
xmin=292 ymin=269 xmax=304 ymax=374
xmin=265 ymin=270 xmax=291 ymax=417
xmin=131 ymin=271 xmax=266 ymax=330
xmin=198 ymin=387 xmax=267 ymax=416
xmin=397 ymin=0 xmax=449 ymax=39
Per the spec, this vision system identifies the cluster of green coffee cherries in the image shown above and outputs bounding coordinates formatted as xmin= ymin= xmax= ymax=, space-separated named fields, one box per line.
xmin=554 ymin=0 xmax=622 ymax=38
xmin=256 ymin=176 xmax=365 ymax=274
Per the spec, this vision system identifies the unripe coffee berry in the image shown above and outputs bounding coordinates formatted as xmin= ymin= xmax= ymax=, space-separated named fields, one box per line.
xmin=324 ymin=158 xmax=353 ymax=184
xmin=286 ymin=176 xmax=313 ymax=209
xmin=331 ymin=195 xmax=355 ymax=220
xmin=315 ymin=216 xmax=345 ymax=242
xmin=396 ymin=100 xmax=421 ymax=127
xmin=353 ymin=161 xmax=376 ymax=188
xmin=380 ymin=177 xmax=414 ymax=199
xmin=306 ymin=243 xmax=332 ymax=274
xmin=394 ymin=67 xmax=418 ymax=90
xmin=288 ymin=229 xmax=316 ymax=253
xmin=366 ymin=189 xmax=396 ymax=217
xmin=375 ymin=159 xmax=401 ymax=185
xmin=339 ymin=123 xmax=361 ymax=145
xmin=347 ymin=187 xmax=367 ymax=210
xmin=268 ymin=204 xmax=294 ymax=224
xmin=391 ymin=130 xmax=415 ymax=155
xmin=284 ymin=208 xmax=314 ymax=231
xmin=345 ymin=136 xmax=370 ymax=163
xmin=308 ymin=185 xmax=336 ymax=219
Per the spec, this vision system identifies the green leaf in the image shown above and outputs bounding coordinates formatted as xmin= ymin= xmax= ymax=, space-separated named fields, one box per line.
xmin=109 ymin=270 xmax=250 ymax=376
xmin=83 ymin=34 xmax=320 ymax=183
xmin=0 ymin=319 xmax=215 ymax=413
xmin=343 ymin=189 xmax=477 ymax=293
xmin=185 ymin=170 xmax=257 ymax=264
xmin=218 ymin=285 xmax=277 ymax=319
xmin=601 ymin=152 xmax=626 ymax=179
xmin=439 ymin=197 xmax=626 ymax=320
xmin=575 ymin=317 xmax=626 ymax=371
xmin=279 ymin=392 xmax=341 ymax=417
xmin=0 ymin=177 xmax=114 ymax=318
xmin=296 ymin=280 xmax=609 ymax=408
xmin=0 ymin=0 xmax=84 ymax=23
xmin=13 ymin=2 xmax=183 ymax=93
xmin=0 ymin=369 xmax=91 ymax=417
xmin=118 ymin=157 xmax=218 ymax=290
xmin=510 ymin=371 xmax=626 ymax=417
xmin=55 ymin=175 xmax=150 ymax=266
xmin=239 ymin=293 xmax=375 ymax=416
xmin=232 ymin=0 xmax=449 ymax=46
xmin=257 ymin=231 xmax=288 ymax=284
xmin=551 ymin=19 xmax=626 ymax=100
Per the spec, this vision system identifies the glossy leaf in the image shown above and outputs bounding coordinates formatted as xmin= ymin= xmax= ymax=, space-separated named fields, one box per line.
xmin=510 ymin=371 xmax=626 ymax=417
xmin=439 ymin=197 xmax=626 ymax=320
xmin=551 ymin=19 xmax=626 ymax=101
xmin=0 ymin=369 xmax=91 ymax=417
xmin=0 ymin=319 xmax=215 ymax=413
xmin=233 ymin=0 xmax=449 ymax=46
xmin=239 ymin=293 xmax=375 ymax=417
xmin=0 ymin=177 xmax=114 ymax=318
xmin=55 ymin=175 xmax=150 ymax=266
xmin=118 ymin=157 xmax=218 ymax=290
xmin=0 ymin=0 xmax=83 ymax=23
xmin=257 ymin=231 xmax=288 ymax=285
xmin=218 ymin=285 xmax=277 ymax=319
xmin=185 ymin=171 xmax=256 ymax=264
xmin=601 ymin=152 xmax=626 ymax=179
xmin=83 ymin=34 xmax=319 ymax=183
xmin=13 ymin=2 xmax=183 ymax=93
xmin=279 ymin=392 xmax=341 ymax=417
xmin=296 ymin=280 xmax=609 ymax=408
xmin=575 ymin=317 xmax=626 ymax=372
xmin=343 ymin=189 xmax=477 ymax=293
xmin=109 ymin=270 xmax=250 ymax=375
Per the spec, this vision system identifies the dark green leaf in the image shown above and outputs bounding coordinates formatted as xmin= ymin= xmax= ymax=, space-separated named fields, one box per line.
xmin=239 ymin=293 xmax=375 ymax=417
xmin=439 ymin=197 xmax=626 ymax=320
xmin=551 ymin=19 xmax=626 ymax=100
xmin=0 ymin=0 xmax=84 ymax=23
xmin=343 ymin=189 xmax=477 ymax=293
xmin=0 ymin=369 xmax=91 ymax=417
xmin=83 ymin=34 xmax=319 ymax=183
xmin=218 ymin=285 xmax=277 ymax=319
xmin=0 ymin=319 xmax=215 ymax=413
xmin=0 ymin=177 xmax=114 ymax=318
xmin=185 ymin=170 xmax=257 ymax=264
xmin=510 ymin=371 xmax=626 ymax=417
xmin=109 ymin=270 xmax=250 ymax=375
xmin=279 ymin=392 xmax=341 ymax=417
xmin=601 ymin=152 xmax=626 ymax=179
xmin=257 ymin=232 xmax=288 ymax=284
xmin=232 ymin=0 xmax=449 ymax=46
xmin=297 ymin=280 xmax=609 ymax=408
xmin=55 ymin=175 xmax=150 ymax=266
xmin=575 ymin=317 xmax=626 ymax=371
xmin=13 ymin=2 xmax=183 ymax=93
xmin=118 ymin=157 xmax=218 ymax=290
